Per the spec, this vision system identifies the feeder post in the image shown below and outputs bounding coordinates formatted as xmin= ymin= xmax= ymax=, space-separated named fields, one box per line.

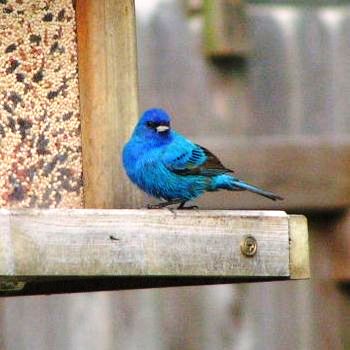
xmin=76 ymin=0 xmax=142 ymax=209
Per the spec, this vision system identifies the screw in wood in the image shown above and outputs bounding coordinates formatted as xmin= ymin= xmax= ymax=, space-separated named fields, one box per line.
xmin=240 ymin=235 xmax=257 ymax=257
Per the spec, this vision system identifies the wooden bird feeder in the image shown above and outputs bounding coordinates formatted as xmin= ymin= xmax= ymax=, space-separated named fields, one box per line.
xmin=0 ymin=0 xmax=310 ymax=296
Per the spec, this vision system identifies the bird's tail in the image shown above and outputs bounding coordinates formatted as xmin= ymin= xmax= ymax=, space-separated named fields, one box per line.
xmin=213 ymin=175 xmax=283 ymax=201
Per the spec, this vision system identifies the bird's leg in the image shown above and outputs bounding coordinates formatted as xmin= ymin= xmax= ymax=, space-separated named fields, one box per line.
xmin=147 ymin=200 xmax=182 ymax=209
xmin=147 ymin=200 xmax=199 ymax=210
xmin=177 ymin=201 xmax=199 ymax=210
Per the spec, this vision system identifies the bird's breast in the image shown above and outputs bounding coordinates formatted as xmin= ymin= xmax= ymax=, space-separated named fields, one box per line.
xmin=123 ymin=141 xmax=209 ymax=201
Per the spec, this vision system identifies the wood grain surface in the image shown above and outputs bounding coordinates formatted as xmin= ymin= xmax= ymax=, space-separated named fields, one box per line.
xmin=0 ymin=209 xmax=309 ymax=295
xmin=76 ymin=0 xmax=142 ymax=209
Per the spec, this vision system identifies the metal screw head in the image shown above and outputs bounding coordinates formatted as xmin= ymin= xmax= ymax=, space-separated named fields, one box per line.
xmin=240 ymin=235 xmax=257 ymax=257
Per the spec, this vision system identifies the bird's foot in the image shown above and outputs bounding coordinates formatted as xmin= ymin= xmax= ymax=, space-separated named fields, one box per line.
xmin=178 ymin=205 xmax=199 ymax=210
xmin=177 ymin=202 xmax=199 ymax=210
xmin=147 ymin=200 xmax=181 ymax=209
xmin=147 ymin=201 xmax=199 ymax=210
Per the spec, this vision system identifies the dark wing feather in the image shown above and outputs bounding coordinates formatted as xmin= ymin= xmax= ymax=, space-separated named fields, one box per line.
xmin=172 ymin=144 xmax=233 ymax=177
xmin=198 ymin=145 xmax=233 ymax=173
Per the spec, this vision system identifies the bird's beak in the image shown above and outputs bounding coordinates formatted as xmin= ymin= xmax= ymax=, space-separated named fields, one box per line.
xmin=156 ymin=125 xmax=170 ymax=133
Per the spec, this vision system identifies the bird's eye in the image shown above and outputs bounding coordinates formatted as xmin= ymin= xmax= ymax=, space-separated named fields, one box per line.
xmin=146 ymin=121 xmax=157 ymax=129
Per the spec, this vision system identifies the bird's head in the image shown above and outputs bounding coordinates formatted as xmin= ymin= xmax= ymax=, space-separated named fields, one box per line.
xmin=133 ymin=108 xmax=172 ymax=143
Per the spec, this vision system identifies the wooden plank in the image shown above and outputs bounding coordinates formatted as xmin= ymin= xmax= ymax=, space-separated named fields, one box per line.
xmin=0 ymin=209 xmax=290 ymax=276
xmin=289 ymin=215 xmax=310 ymax=279
xmin=194 ymin=136 xmax=350 ymax=210
xmin=76 ymin=0 xmax=142 ymax=209
xmin=0 ymin=209 xmax=309 ymax=296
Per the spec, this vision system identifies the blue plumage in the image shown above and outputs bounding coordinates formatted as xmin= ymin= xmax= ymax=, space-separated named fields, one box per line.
xmin=123 ymin=108 xmax=283 ymax=208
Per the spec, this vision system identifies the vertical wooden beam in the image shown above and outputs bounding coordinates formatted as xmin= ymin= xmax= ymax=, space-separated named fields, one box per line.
xmin=76 ymin=0 xmax=142 ymax=209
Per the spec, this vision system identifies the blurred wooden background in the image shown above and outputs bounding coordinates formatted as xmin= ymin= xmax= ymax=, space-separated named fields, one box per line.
xmin=1 ymin=0 xmax=350 ymax=349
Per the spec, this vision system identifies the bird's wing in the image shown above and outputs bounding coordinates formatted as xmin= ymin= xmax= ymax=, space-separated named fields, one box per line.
xmin=162 ymin=133 xmax=233 ymax=177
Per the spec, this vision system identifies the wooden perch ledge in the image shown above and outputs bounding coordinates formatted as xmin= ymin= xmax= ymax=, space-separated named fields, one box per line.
xmin=0 ymin=209 xmax=309 ymax=296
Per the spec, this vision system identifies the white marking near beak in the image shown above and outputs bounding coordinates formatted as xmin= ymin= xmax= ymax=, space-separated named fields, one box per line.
xmin=156 ymin=125 xmax=169 ymax=133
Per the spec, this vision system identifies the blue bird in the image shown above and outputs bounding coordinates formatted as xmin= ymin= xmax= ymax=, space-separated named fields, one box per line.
xmin=123 ymin=108 xmax=283 ymax=209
